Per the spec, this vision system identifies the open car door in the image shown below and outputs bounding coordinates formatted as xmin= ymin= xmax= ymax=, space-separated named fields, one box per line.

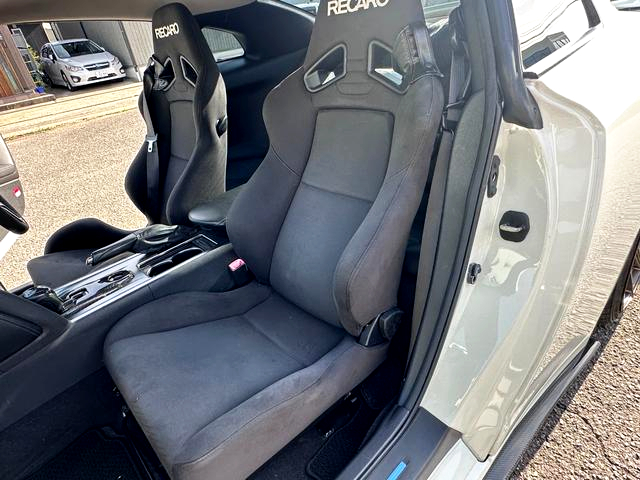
xmin=0 ymin=135 xmax=26 ymax=261
xmin=422 ymin=0 xmax=640 ymax=470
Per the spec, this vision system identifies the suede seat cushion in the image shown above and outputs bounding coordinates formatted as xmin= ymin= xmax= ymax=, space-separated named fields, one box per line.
xmin=104 ymin=282 xmax=387 ymax=480
xmin=27 ymin=249 xmax=94 ymax=289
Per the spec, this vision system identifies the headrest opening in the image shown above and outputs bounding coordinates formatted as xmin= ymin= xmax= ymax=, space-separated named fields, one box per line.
xmin=368 ymin=22 xmax=442 ymax=94
xmin=180 ymin=56 xmax=198 ymax=87
xmin=147 ymin=56 xmax=177 ymax=92
xmin=303 ymin=44 xmax=347 ymax=93
xmin=304 ymin=0 xmax=426 ymax=70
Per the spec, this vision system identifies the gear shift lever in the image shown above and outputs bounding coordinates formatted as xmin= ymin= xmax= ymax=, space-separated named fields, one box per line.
xmin=22 ymin=286 xmax=65 ymax=313
xmin=86 ymin=224 xmax=195 ymax=267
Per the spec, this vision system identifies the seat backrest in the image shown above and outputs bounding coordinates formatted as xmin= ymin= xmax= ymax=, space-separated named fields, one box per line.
xmin=227 ymin=0 xmax=444 ymax=337
xmin=125 ymin=2 xmax=227 ymax=225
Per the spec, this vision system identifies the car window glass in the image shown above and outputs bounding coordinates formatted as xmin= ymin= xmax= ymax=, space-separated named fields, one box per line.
xmin=512 ymin=0 xmax=593 ymax=68
xmin=52 ymin=40 xmax=104 ymax=59
xmin=422 ymin=0 xmax=459 ymax=24
xmin=201 ymin=28 xmax=245 ymax=61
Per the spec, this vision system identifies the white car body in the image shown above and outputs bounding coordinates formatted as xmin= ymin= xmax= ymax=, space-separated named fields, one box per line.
xmin=422 ymin=0 xmax=640 ymax=476
xmin=40 ymin=39 xmax=126 ymax=90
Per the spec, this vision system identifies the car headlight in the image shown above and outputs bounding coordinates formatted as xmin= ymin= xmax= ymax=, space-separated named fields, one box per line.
xmin=63 ymin=64 xmax=83 ymax=72
xmin=111 ymin=57 xmax=121 ymax=66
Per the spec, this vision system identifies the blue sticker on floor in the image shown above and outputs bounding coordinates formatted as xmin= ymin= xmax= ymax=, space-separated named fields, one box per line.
xmin=387 ymin=460 xmax=407 ymax=480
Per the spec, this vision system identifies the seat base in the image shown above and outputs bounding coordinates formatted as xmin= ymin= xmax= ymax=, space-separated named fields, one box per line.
xmin=28 ymin=218 xmax=132 ymax=288
xmin=104 ymin=283 xmax=387 ymax=480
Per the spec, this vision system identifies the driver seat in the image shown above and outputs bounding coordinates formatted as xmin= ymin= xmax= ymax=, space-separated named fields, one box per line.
xmin=104 ymin=1 xmax=444 ymax=478
xmin=27 ymin=2 xmax=228 ymax=288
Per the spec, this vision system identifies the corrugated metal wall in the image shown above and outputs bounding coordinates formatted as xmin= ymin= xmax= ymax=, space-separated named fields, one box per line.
xmin=79 ymin=21 xmax=152 ymax=80
xmin=121 ymin=21 xmax=153 ymax=68
xmin=51 ymin=20 xmax=152 ymax=80
xmin=53 ymin=21 xmax=85 ymax=40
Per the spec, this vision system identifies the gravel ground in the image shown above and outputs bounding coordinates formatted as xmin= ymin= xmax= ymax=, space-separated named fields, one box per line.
xmin=3 ymin=110 xmax=146 ymax=289
xmin=2 ymin=111 xmax=639 ymax=479
xmin=512 ymin=301 xmax=640 ymax=480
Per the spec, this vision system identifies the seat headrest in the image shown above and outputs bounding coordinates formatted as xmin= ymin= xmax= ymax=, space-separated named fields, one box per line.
xmin=151 ymin=2 xmax=217 ymax=85
xmin=303 ymin=0 xmax=436 ymax=94
xmin=306 ymin=0 xmax=425 ymax=63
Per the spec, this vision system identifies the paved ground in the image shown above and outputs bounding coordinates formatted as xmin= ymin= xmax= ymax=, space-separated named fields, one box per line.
xmin=1 ymin=109 xmax=638 ymax=478
xmin=2 ymin=109 xmax=146 ymax=288
xmin=513 ymin=303 xmax=640 ymax=480
xmin=0 ymin=81 xmax=141 ymax=140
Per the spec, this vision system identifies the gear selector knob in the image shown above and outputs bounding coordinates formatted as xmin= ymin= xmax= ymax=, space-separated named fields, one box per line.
xmin=22 ymin=286 xmax=65 ymax=314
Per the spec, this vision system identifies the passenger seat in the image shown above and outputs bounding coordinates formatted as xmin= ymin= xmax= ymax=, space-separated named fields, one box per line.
xmin=27 ymin=2 xmax=228 ymax=288
xmin=104 ymin=1 xmax=444 ymax=478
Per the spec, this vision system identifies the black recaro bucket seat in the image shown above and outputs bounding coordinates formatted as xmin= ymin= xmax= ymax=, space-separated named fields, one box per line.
xmin=27 ymin=3 xmax=228 ymax=288
xmin=104 ymin=1 xmax=444 ymax=478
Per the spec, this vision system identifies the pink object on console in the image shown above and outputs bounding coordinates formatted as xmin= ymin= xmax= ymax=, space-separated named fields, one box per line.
xmin=228 ymin=258 xmax=246 ymax=272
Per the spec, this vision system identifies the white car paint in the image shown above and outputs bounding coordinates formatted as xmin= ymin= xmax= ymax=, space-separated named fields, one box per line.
xmin=422 ymin=0 xmax=640 ymax=474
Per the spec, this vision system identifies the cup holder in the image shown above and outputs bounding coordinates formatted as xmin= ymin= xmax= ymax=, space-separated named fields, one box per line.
xmin=66 ymin=288 xmax=88 ymax=301
xmin=99 ymin=270 xmax=133 ymax=284
xmin=147 ymin=260 xmax=174 ymax=277
xmin=146 ymin=247 xmax=203 ymax=277
xmin=172 ymin=247 xmax=203 ymax=264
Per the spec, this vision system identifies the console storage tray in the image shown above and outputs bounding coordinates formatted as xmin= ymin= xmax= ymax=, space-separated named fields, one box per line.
xmin=138 ymin=234 xmax=218 ymax=277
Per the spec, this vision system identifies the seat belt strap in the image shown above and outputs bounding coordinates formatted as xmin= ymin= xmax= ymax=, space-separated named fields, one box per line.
xmin=444 ymin=8 xmax=471 ymax=131
xmin=142 ymin=57 xmax=161 ymax=223
xmin=409 ymin=8 xmax=470 ymax=356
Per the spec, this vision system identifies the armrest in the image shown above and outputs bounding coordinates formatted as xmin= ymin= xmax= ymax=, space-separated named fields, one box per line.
xmin=188 ymin=186 xmax=243 ymax=229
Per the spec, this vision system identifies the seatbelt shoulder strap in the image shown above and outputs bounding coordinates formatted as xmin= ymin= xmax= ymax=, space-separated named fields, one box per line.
xmin=142 ymin=56 xmax=162 ymax=222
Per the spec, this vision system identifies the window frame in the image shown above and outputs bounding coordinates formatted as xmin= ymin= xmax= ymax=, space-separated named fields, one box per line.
xmin=200 ymin=26 xmax=246 ymax=63
xmin=513 ymin=0 xmax=602 ymax=76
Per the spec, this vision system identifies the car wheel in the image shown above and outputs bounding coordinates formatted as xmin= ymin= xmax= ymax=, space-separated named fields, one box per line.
xmin=602 ymin=230 xmax=640 ymax=324
xmin=62 ymin=73 xmax=76 ymax=91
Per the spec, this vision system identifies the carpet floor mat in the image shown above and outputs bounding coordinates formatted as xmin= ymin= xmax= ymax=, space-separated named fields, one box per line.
xmin=26 ymin=429 xmax=148 ymax=480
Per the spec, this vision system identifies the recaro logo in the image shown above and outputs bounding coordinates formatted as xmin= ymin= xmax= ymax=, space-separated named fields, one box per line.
xmin=327 ymin=0 xmax=390 ymax=16
xmin=155 ymin=22 xmax=180 ymax=39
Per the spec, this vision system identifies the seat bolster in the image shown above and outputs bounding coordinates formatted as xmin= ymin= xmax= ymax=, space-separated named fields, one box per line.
xmin=104 ymin=282 xmax=271 ymax=347
xmin=172 ymin=338 xmax=387 ymax=480
xmin=44 ymin=218 xmax=131 ymax=254
xmin=333 ymin=77 xmax=445 ymax=336
xmin=27 ymin=249 xmax=95 ymax=288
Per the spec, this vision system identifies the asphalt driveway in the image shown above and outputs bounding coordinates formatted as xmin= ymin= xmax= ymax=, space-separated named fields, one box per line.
xmin=3 ymin=109 xmax=146 ymax=289
xmin=1 ymin=109 xmax=638 ymax=479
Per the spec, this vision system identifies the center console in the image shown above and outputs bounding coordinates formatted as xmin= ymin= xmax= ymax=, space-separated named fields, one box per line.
xmin=53 ymin=234 xmax=219 ymax=321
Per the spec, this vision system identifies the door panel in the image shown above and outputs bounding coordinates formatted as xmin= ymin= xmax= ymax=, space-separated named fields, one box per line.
xmin=423 ymin=82 xmax=606 ymax=459
xmin=422 ymin=1 xmax=640 ymax=461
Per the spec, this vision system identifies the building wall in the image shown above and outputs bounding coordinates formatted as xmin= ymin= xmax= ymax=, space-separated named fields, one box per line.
xmin=53 ymin=21 xmax=85 ymax=40
xmin=15 ymin=24 xmax=49 ymax=53
xmin=121 ymin=21 xmax=153 ymax=70
xmin=0 ymin=24 xmax=35 ymax=99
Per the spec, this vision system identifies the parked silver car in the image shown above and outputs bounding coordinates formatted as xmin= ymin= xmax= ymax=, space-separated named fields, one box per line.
xmin=40 ymin=39 xmax=126 ymax=91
